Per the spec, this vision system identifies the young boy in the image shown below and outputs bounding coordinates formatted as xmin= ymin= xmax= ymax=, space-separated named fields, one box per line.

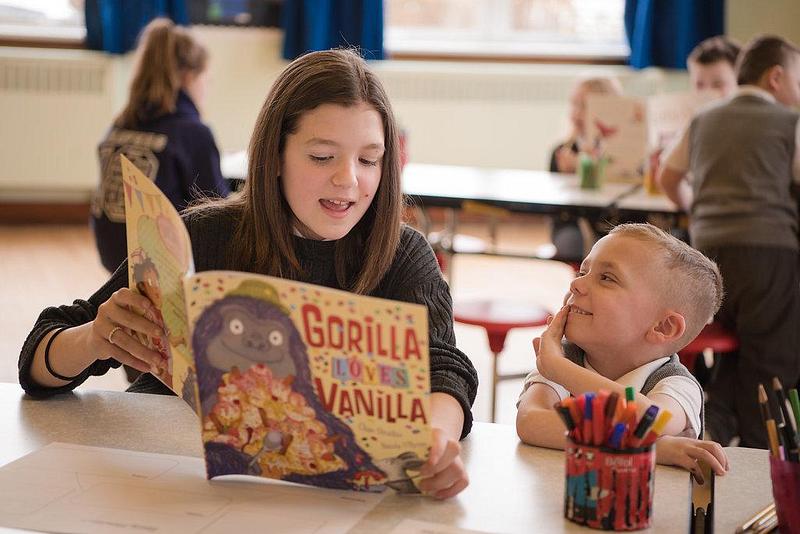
xmin=658 ymin=35 xmax=800 ymax=448
xmin=687 ymin=36 xmax=740 ymax=97
xmin=516 ymin=223 xmax=728 ymax=481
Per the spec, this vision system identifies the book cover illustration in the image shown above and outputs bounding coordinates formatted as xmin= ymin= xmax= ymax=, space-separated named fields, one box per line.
xmin=185 ymin=272 xmax=432 ymax=492
xmin=585 ymin=92 xmax=716 ymax=183
xmin=646 ymin=91 xmax=715 ymax=153
xmin=121 ymin=154 xmax=432 ymax=493
xmin=585 ymin=94 xmax=648 ymax=182
xmin=121 ymin=154 xmax=197 ymax=407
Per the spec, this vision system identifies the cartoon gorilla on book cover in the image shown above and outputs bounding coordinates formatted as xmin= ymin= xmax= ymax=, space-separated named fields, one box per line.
xmin=192 ymin=280 xmax=425 ymax=492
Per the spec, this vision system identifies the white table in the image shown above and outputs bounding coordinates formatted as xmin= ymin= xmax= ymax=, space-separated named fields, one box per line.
xmin=614 ymin=185 xmax=680 ymax=215
xmin=222 ymin=153 xmax=635 ymax=215
xmin=401 ymin=163 xmax=634 ymax=215
xmin=2 ymin=383 xmax=773 ymax=533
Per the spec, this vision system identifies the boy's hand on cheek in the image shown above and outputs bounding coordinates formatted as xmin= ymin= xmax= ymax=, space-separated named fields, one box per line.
xmin=533 ymin=305 xmax=574 ymax=383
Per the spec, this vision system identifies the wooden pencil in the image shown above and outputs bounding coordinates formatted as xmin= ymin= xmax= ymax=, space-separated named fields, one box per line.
xmin=759 ymin=384 xmax=781 ymax=458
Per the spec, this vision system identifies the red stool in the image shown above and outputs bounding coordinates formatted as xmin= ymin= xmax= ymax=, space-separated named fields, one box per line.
xmin=454 ymin=299 xmax=550 ymax=422
xmin=678 ymin=322 xmax=738 ymax=373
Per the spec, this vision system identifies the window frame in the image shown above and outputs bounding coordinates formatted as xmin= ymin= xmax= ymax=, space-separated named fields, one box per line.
xmin=385 ymin=0 xmax=629 ymax=64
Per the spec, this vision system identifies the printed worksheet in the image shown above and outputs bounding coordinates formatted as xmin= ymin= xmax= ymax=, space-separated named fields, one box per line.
xmin=0 ymin=443 xmax=385 ymax=534
xmin=388 ymin=519 xmax=494 ymax=534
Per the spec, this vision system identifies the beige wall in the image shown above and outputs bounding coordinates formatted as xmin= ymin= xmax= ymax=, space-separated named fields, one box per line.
xmin=0 ymin=32 xmax=683 ymax=199
xmin=727 ymin=0 xmax=800 ymax=46
xmin=1 ymin=0 xmax=796 ymax=200
xmin=194 ymin=26 xmax=286 ymax=154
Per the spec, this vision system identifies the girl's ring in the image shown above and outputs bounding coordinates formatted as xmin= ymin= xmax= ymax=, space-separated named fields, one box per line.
xmin=108 ymin=326 xmax=123 ymax=345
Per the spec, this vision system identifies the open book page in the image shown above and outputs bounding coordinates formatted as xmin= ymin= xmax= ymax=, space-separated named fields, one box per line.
xmin=585 ymin=92 xmax=719 ymax=185
xmin=184 ymin=271 xmax=432 ymax=492
xmin=121 ymin=154 xmax=196 ymax=403
xmin=585 ymin=94 xmax=649 ymax=183
xmin=647 ymin=91 xmax=716 ymax=152
xmin=0 ymin=442 xmax=384 ymax=534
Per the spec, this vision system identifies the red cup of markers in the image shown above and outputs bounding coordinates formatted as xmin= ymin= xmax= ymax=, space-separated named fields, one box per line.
xmin=564 ymin=440 xmax=656 ymax=531
xmin=770 ymin=456 xmax=800 ymax=533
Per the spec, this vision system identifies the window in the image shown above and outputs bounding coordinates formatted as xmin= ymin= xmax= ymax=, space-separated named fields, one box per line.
xmin=385 ymin=0 xmax=629 ymax=61
xmin=187 ymin=0 xmax=282 ymax=28
xmin=0 ymin=0 xmax=85 ymax=43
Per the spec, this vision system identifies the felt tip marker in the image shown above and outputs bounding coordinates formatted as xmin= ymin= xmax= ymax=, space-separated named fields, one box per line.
xmin=583 ymin=393 xmax=595 ymax=445
xmin=640 ymin=411 xmax=673 ymax=447
xmin=628 ymin=405 xmax=659 ymax=448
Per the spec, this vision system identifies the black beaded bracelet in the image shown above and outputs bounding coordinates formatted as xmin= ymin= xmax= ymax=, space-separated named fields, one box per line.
xmin=44 ymin=326 xmax=81 ymax=381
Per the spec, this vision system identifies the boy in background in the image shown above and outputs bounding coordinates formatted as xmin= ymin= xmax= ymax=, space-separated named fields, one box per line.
xmin=516 ymin=224 xmax=728 ymax=480
xmin=688 ymin=36 xmax=741 ymax=97
xmin=658 ymin=35 xmax=800 ymax=448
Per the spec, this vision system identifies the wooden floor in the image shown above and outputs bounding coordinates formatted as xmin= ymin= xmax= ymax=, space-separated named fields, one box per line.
xmin=0 ymin=216 xmax=575 ymax=424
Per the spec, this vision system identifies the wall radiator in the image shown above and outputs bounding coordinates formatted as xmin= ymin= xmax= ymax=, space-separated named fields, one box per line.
xmin=373 ymin=62 xmax=666 ymax=171
xmin=0 ymin=35 xmax=674 ymax=201
xmin=0 ymin=48 xmax=115 ymax=201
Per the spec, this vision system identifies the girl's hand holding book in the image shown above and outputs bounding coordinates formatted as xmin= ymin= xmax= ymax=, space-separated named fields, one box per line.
xmin=416 ymin=427 xmax=469 ymax=499
xmin=555 ymin=144 xmax=579 ymax=173
xmin=91 ymin=288 xmax=165 ymax=374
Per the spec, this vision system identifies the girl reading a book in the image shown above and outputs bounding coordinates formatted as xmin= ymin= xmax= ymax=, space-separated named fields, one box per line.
xmin=19 ymin=48 xmax=478 ymax=500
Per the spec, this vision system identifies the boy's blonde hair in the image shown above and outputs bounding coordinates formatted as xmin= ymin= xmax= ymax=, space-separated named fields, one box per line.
xmin=575 ymin=76 xmax=623 ymax=96
xmin=608 ymin=223 xmax=723 ymax=349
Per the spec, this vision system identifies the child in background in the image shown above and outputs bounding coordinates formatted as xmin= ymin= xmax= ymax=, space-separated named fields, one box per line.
xmin=548 ymin=76 xmax=623 ymax=261
xmin=20 ymin=49 xmax=478 ymax=499
xmin=91 ymin=18 xmax=230 ymax=275
xmin=549 ymin=77 xmax=624 ymax=174
xmin=658 ymin=35 xmax=800 ymax=448
xmin=91 ymin=17 xmax=231 ymax=384
xmin=516 ymin=223 xmax=729 ymax=481
xmin=687 ymin=36 xmax=741 ymax=98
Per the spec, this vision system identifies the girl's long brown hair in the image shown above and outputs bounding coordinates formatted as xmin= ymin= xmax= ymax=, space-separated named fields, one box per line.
xmin=115 ymin=18 xmax=208 ymax=129
xmin=190 ymin=49 xmax=403 ymax=295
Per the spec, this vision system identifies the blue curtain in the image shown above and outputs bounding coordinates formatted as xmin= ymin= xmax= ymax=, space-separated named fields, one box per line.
xmin=624 ymin=0 xmax=725 ymax=69
xmin=85 ymin=0 xmax=189 ymax=54
xmin=281 ymin=0 xmax=384 ymax=60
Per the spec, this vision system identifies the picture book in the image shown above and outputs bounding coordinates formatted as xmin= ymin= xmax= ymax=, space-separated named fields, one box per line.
xmin=121 ymin=155 xmax=432 ymax=493
xmin=122 ymin=154 xmax=194 ymax=395
xmin=646 ymin=91 xmax=715 ymax=153
xmin=585 ymin=94 xmax=648 ymax=182
xmin=585 ymin=91 xmax=715 ymax=182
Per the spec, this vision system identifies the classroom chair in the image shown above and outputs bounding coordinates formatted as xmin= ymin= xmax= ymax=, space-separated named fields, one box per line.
xmin=677 ymin=321 xmax=739 ymax=377
xmin=423 ymin=201 xmax=511 ymax=281
xmin=453 ymin=299 xmax=550 ymax=422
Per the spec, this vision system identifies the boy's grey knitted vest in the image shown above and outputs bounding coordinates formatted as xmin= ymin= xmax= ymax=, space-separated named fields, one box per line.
xmin=688 ymin=94 xmax=799 ymax=251
xmin=563 ymin=342 xmax=704 ymax=438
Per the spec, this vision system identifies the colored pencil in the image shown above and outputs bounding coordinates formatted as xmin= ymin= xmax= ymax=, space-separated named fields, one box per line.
xmin=772 ymin=377 xmax=799 ymax=461
xmin=759 ymin=384 xmax=781 ymax=458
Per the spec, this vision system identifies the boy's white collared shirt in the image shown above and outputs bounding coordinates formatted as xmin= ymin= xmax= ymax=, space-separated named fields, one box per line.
xmin=520 ymin=356 xmax=703 ymax=438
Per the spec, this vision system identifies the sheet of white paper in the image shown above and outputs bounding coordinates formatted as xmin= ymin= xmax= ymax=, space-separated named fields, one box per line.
xmin=388 ymin=519 xmax=493 ymax=534
xmin=0 ymin=443 xmax=384 ymax=534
